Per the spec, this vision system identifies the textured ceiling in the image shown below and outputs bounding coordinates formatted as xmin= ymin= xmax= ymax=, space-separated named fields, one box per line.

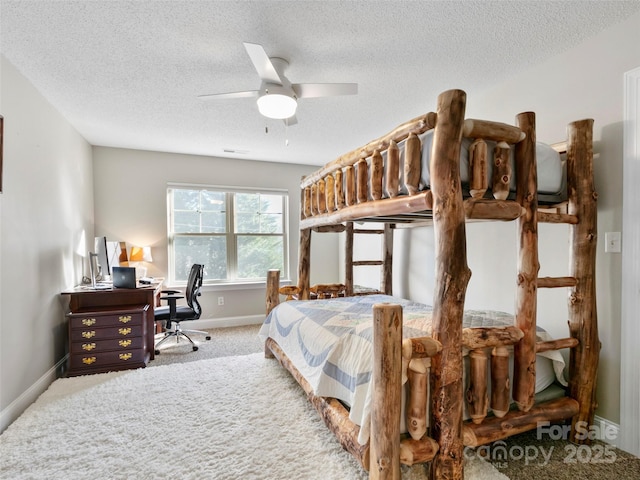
xmin=1 ymin=1 xmax=639 ymax=166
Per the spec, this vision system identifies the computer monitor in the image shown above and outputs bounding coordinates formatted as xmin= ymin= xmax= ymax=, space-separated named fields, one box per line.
xmin=94 ymin=236 xmax=111 ymax=278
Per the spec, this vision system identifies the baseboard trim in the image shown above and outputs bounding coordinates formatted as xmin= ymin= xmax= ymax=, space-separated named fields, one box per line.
xmin=593 ymin=415 xmax=620 ymax=445
xmin=180 ymin=314 xmax=264 ymax=330
xmin=0 ymin=355 xmax=68 ymax=433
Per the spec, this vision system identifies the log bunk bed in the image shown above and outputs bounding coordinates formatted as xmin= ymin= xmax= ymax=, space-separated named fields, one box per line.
xmin=261 ymin=89 xmax=600 ymax=480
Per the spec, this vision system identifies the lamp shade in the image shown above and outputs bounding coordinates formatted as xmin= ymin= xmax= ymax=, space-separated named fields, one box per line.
xmin=130 ymin=246 xmax=152 ymax=263
xmin=257 ymin=85 xmax=297 ymax=119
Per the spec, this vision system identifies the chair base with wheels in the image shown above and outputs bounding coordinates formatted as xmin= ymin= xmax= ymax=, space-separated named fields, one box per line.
xmin=154 ymin=320 xmax=211 ymax=354
xmin=154 ymin=264 xmax=210 ymax=355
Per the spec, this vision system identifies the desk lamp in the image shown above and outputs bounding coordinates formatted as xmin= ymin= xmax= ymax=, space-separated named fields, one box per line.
xmin=129 ymin=246 xmax=153 ymax=278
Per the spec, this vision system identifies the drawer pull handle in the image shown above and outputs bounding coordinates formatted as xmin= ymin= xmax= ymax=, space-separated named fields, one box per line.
xmin=119 ymin=315 xmax=132 ymax=324
xmin=118 ymin=328 xmax=132 ymax=336
xmin=82 ymin=357 xmax=97 ymax=365
xmin=82 ymin=343 xmax=96 ymax=351
xmin=119 ymin=353 xmax=133 ymax=361
xmin=82 ymin=331 xmax=96 ymax=339
xmin=119 ymin=340 xmax=132 ymax=348
xmin=82 ymin=318 xmax=97 ymax=326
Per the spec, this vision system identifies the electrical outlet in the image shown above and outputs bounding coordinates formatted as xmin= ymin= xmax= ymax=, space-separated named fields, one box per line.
xmin=604 ymin=232 xmax=621 ymax=253
xmin=217 ymin=296 xmax=225 ymax=306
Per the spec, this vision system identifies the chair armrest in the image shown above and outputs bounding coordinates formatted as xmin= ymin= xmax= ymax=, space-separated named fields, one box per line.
xmin=159 ymin=294 xmax=184 ymax=321
xmin=161 ymin=289 xmax=181 ymax=294
xmin=160 ymin=294 xmax=184 ymax=303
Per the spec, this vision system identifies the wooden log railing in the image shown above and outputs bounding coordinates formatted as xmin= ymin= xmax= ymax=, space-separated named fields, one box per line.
xmin=462 ymin=327 xmax=524 ymax=424
xmin=300 ymin=112 xmax=438 ymax=189
xmin=299 ymin=106 xmax=529 ymax=230
xmin=460 ymin=320 xmax=584 ymax=437
xmin=309 ymin=283 xmax=346 ymax=299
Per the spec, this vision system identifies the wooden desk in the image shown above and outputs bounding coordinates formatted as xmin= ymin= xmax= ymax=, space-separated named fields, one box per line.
xmin=61 ymin=281 xmax=163 ymax=376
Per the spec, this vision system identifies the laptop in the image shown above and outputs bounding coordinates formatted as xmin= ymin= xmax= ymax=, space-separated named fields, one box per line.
xmin=112 ymin=266 xmax=137 ymax=289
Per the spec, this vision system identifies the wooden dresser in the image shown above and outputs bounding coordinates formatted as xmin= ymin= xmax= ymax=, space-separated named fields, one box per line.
xmin=62 ymin=282 xmax=162 ymax=376
xmin=67 ymin=305 xmax=149 ymax=375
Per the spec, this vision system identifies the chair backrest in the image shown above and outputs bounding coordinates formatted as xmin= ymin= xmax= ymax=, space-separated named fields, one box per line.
xmin=185 ymin=264 xmax=204 ymax=318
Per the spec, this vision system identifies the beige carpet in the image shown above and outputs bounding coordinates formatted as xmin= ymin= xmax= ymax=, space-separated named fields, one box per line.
xmin=150 ymin=324 xmax=264 ymax=366
xmin=152 ymin=324 xmax=640 ymax=480
xmin=1 ymin=350 xmax=501 ymax=479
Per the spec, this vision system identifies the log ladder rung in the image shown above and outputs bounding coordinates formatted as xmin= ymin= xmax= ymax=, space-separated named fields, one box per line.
xmin=464 ymin=199 xmax=525 ymax=221
xmin=537 ymin=211 xmax=579 ymax=224
xmin=353 ymin=229 xmax=385 ymax=235
xmin=353 ymin=260 xmax=384 ymax=266
xmin=537 ymin=276 xmax=577 ymax=288
xmin=536 ymin=337 xmax=579 ymax=353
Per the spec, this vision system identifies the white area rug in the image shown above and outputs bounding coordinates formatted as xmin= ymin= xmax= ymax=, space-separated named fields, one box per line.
xmin=0 ymin=353 xmax=506 ymax=479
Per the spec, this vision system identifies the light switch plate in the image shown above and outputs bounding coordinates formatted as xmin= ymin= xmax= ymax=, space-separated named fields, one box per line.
xmin=605 ymin=232 xmax=621 ymax=253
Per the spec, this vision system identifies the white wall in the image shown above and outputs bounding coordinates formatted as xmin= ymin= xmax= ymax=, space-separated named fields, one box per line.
xmin=0 ymin=55 xmax=94 ymax=431
xmin=92 ymin=147 xmax=339 ymax=322
xmin=369 ymin=12 xmax=639 ymax=424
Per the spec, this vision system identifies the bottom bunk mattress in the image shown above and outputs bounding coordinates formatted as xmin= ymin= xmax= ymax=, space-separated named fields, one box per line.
xmin=258 ymin=294 xmax=566 ymax=445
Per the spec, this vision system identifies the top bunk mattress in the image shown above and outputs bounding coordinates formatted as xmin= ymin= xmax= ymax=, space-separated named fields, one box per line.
xmin=259 ymin=294 xmax=566 ymax=445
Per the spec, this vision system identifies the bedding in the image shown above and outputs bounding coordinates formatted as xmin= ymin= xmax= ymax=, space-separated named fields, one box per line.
xmin=376 ymin=130 xmax=565 ymax=201
xmin=259 ymin=294 xmax=566 ymax=445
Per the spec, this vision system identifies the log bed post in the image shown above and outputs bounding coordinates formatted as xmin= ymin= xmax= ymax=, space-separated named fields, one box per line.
xmin=298 ymin=228 xmax=312 ymax=300
xmin=345 ymin=222 xmax=354 ymax=296
xmin=429 ymin=89 xmax=471 ymax=480
xmin=566 ymin=119 xmax=600 ymax=444
xmin=265 ymin=269 xmax=280 ymax=359
xmin=266 ymin=269 xmax=280 ymax=316
xmin=382 ymin=223 xmax=393 ymax=295
xmin=370 ymin=303 xmax=403 ymax=480
xmin=513 ymin=111 xmax=539 ymax=412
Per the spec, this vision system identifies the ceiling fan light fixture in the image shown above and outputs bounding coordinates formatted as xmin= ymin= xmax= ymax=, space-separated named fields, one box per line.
xmin=257 ymin=86 xmax=297 ymax=119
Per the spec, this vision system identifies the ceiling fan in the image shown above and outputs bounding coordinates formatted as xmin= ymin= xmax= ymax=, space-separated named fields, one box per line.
xmin=198 ymin=42 xmax=358 ymax=125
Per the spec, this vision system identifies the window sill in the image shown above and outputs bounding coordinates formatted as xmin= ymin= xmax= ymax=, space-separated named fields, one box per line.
xmin=164 ymin=279 xmax=292 ymax=292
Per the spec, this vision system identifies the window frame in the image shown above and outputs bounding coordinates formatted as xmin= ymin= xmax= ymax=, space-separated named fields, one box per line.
xmin=167 ymin=183 xmax=289 ymax=286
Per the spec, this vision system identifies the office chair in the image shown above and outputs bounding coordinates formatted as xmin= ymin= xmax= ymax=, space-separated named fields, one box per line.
xmin=154 ymin=263 xmax=211 ymax=354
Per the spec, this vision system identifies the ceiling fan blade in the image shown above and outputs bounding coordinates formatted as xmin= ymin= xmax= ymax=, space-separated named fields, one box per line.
xmin=197 ymin=90 xmax=259 ymax=101
xmin=243 ymin=42 xmax=283 ymax=85
xmin=292 ymin=83 xmax=358 ymax=99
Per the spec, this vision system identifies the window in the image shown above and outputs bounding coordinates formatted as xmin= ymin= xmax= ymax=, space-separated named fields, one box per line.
xmin=167 ymin=185 xmax=288 ymax=285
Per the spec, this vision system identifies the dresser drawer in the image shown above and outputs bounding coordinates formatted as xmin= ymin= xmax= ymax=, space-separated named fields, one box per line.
xmin=70 ymin=336 xmax=145 ymax=354
xmin=69 ymin=349 xmax=148 ymax=370
xmin=69 ymin=324 xmax=144 ymax=342
xmin=68 ymin=308 xmax=145 ymax=329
